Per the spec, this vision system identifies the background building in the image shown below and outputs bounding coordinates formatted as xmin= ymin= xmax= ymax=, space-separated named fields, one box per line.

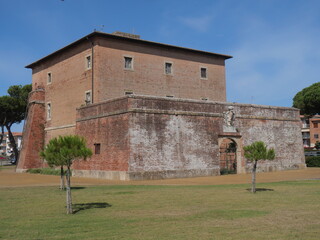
xmin=0 ymin=132 xmax=22 ymax=157
xmin=301 ymin=115 xmax=320 ymax=148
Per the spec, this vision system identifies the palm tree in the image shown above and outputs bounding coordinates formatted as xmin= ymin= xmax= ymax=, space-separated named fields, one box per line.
xmin=243 ymin=141 xmax=275 ymax=193
xmin=40 ymin=135 xmax=92 ymax=214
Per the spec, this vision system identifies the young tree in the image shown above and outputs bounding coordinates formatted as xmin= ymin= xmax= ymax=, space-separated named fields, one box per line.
xmin=292 ymin=82 xmax=320 ymax=116
xmin=315 ymin=141 xmax=320 ymax=150
xmin=243 ymin=141 xmax=275 ymax=193
xmin=0 ymin=84 xmax=32 ymax=163
xmin=40 ymin=135 xmax=92 ymax=214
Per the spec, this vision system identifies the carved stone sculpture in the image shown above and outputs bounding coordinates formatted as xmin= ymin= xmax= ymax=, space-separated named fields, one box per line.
xmin=223 ymin=106 xmax=236 ymax=132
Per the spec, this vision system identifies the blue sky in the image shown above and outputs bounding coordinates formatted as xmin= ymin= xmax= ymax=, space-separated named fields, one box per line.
xmin=1 ymin=0 xmax=320 ymax=132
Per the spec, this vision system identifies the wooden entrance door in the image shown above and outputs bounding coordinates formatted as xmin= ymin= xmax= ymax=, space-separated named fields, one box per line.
xmin=219 ymin=138 xmax=237 ymax=175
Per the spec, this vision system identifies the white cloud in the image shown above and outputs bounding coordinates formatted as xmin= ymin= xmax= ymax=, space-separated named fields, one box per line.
xmin=227 ymin=17 xmax=320 ymax=107
xmin=178 ymin=15 xmax=213 ymax=32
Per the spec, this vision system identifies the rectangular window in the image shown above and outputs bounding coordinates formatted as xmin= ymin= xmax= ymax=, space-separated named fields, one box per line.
xmin=314 ymin=122 xmax=318 ymax=128
xmin=125 ymin=91 xmax=133 ymax=95
xmin=86 ymin=55 xmax=92 ymax=69
xmin=124 ymin=56 xmax=133 ymax=69
xmin=302 ymin=132 xmax=310 ymax=138
xmin=85 ymin=90 xmax=92 ymax=105
xmin=200 ymin=67 xmax=207 ymax=79
xmin=94 ymin=143 xmax=101 ymax=154
xmin=315 ymin=134 xmax=319 ymax=139
xmin=165 ymin=62 xmax=172 ymax=75
xmin=47 ymin=72 xmax=52 ymax=84
xmin=47 ymin=103 xmax=51 ymax=120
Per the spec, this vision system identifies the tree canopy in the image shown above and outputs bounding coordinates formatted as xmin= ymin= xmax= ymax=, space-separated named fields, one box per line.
xmin=40 ymin=135 xmax=92 ymax=167
xmin=0 ymin=84 xmax=32 ymax=162
xmin=244 ymin=141 xmax=275 ymax=163
xmin=0 ymin=85 xmax=32 ymax=127
xmin=292 ymin=82 xmax=320 ymax=115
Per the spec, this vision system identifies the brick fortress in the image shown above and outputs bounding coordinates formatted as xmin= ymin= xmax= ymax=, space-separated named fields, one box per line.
xmin=17 ymin=31 xmax=305 ymax=180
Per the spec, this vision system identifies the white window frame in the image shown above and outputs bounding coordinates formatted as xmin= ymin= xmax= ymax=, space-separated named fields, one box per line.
xmin=47 ymin=102 xmax=52 ymax=120
xmin=200 ymin=66 xmax=208 ymax=79
xmin=85 ymin=90 xmax=92 ymax=104
xmin=85 ymin=55 xmax=92 ymax=70
xmin=164 ymin=61 xmax=173 ymax=75
xmin=123 ymin=55 xmax=134 ymax=70
xmin=47 ymin=72 xmax=52 ymax=85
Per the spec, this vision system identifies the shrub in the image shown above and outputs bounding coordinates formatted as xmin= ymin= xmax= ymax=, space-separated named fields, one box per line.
xmin=220 ymin=168 xmax=236 ymax=175
xmin=305 ymin=156 xmax=320 ymax=167
xmin=26 ymin=168 xmax=69 ymax=176
xmin=27 ymin=168 xmax=42 ymax=174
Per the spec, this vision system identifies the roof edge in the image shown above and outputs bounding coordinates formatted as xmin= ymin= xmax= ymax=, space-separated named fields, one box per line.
xmin=26 ymin=31 xmax=233 ymax=69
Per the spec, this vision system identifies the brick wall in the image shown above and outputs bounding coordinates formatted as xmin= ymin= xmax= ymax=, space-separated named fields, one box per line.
xmin=16 ymin=89 xmax=46 ymax=171
xmin=73 ymin=98 xmax=131 ymax=180
xmin=95 ymin=36 xmax=227 ymax=102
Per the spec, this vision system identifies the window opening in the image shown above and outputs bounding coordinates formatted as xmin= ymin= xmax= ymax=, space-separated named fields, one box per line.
xmin=165 ymin=62 xmax=172 ymax=74
xmin=201 ymin=67 xmax=207 ymax=79
xmin=124 ymin=57 xmax=133 ymax=69
xmin=47 ymin=103 xmax=51 ymax=120
xmin=85 ymin=91 xmax=92 ymax=105
xmin=86 ymin=55 xmax=92 ymax=69
xmin=47 ymin=72 xmax=52 ymax=84
xmin=94 ymin=143 xmax=101 ymax=154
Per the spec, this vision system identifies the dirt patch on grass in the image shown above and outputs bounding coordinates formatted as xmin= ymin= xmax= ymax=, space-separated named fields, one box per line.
xmin=1 ymin=166 xmax=319 ymax=188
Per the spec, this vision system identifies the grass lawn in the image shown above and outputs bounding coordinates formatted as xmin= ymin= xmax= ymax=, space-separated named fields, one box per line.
xmin=0 ymin=180 xmax=319 ymax=240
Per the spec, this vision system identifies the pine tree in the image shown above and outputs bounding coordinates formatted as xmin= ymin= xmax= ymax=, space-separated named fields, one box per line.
xmin=40 ymin=135 xmax=92 ymax=214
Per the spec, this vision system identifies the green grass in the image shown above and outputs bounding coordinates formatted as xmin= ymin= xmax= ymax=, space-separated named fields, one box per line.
xmin=1 ymin=181 xmax=320 ymax=240
xmin=0 ymin=165 xmax=14 ymax=170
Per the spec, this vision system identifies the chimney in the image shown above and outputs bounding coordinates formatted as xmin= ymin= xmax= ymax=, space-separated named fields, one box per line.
xmin=112 ymin=31 xmax=140 ymax=39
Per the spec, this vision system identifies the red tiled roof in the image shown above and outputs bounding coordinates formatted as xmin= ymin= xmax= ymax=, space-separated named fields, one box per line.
xmin=0 ymin=132 xmax=22 ymax=137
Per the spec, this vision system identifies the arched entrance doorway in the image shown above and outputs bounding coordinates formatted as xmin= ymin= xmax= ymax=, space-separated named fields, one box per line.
xmin=219 ymin=138 xmax=237 ymax=175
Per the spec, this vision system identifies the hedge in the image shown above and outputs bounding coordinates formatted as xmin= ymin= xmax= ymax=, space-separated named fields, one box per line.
xmin=26 ymin=168 xmax=70 ymax=176
xmin=305 ymin=156 xmax=320 ymax=167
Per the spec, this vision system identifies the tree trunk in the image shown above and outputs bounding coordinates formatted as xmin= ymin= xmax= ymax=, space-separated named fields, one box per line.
xmin=251 ymin=160 xmax=257 ymax=193
xmin=60 ymin=166 xmax=65 ymax=190
xmin=66 ymin=166 xmax=73 ymax=214
xmin=0 ymin=125 xmax=3 ymax=166
xmin=5 ymin=124 xmax=19 ymax=164
xmin=0 ymin=125 xmax=4 ymax=147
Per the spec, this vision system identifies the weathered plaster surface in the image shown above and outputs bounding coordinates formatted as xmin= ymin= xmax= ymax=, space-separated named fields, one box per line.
xmin=129 ymin=114 xmax=220 ymax=179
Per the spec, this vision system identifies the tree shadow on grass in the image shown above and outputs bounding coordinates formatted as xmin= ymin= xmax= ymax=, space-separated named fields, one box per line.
xmin=72 ymin=202 xmax=112 ymax=214
xmin=246 ymin=188 xmax=274 ymax=192
xmin=70 ymin=187 xmax=86 ymax=190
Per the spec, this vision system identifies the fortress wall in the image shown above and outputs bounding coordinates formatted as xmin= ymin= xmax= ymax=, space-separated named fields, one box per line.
xmin=72 ymin=95 xmax=305 ymax=180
